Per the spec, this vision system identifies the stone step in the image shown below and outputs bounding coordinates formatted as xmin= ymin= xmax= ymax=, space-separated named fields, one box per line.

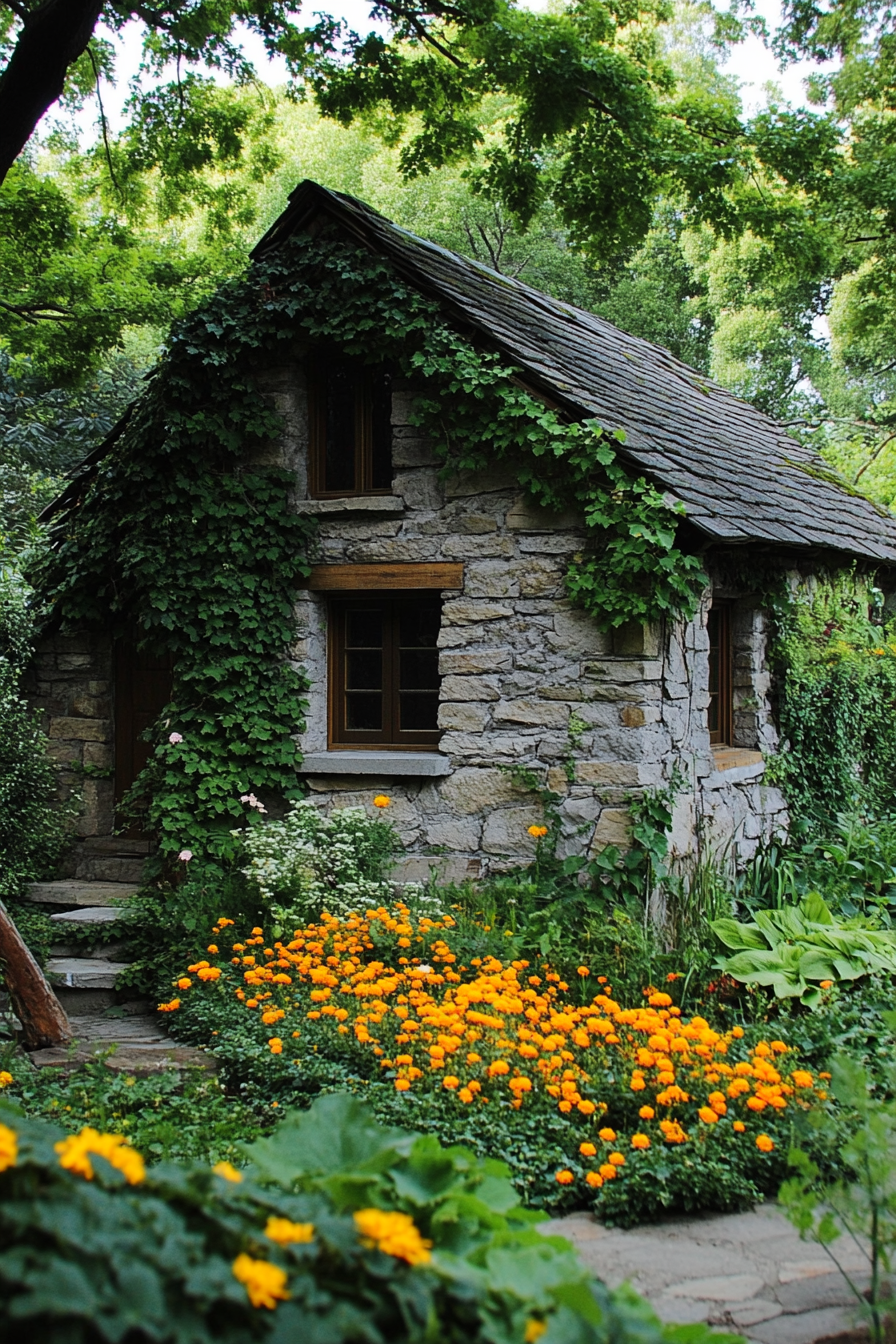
xmin=26 ymin=881 xmax=138 ymax=908
xmin=30 ymin=1039 xmax=216 ymax=1074
xmin=49 ymin=940 xmax=129 ymax=962
xmin=73 ymin=856 xmax=146 ymax=884
xmin=49 ymin=905 xmax=124 ymax=926
xmin=46 ymin=957 xmax=131 ymax=990
xmin=78 ymin=837 xmax=152 ymax=855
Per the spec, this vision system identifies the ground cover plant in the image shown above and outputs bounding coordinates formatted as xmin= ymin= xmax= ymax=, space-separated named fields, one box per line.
xmin=154 ymin=901 xmax=828 ymax=1226
xmin=0 ymin=1089 xmax=738 ymax=1344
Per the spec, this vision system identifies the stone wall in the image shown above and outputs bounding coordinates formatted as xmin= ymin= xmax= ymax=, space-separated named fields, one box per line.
xmin=24 ymin=631 xmax=115 ymax=853
xmin=268 ymin=361 xmax=789 ymax=879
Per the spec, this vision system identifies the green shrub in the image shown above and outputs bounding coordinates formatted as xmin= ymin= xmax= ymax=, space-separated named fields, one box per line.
xmin=0 ymin=568 xmax=70 ymax=901
xmin=0 ymin=1091 xmax=736 ymax=1344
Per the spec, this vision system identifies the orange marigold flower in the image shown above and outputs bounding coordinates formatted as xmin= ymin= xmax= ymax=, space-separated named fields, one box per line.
xmin=755 ymin=1134 xmax=774 ymax=1152
xmin=395 ymin=1078 xmax=411 ymax=1092
xmin=731 ymin=1026 xmax=744 ymax=1038
xmin=528 ymin=825 xmax=548 ymax=838
xmin=555 ymin=1169 xmax=574 ymax=1185
xmin=598 ymin=1127 xmax=616 ymax=1142
xmin=373 ymin=795 xmax=391 ymax=808
xmin=442 ymin=1075 xmax=460 ymax=1090
xmin=177 ymin=978 xmax=192 ymax=990
xmin=820 ymin=980 xmax=833 ymax=989
xmin=580 ymin=1142 xmax=597 ymax=1157
xmin=608 ymin=1152 xmax=625 ymax=1167
xmin=598 ymin=1163 xmax=617 ymax=1180
xmin=232 ymin=1254 xmax=290 ymax=1310
xmin=791 ymin=1070 xmax=813 ymax=1088
xmin=213 ymin=1161 xmax=243 ymax=1182
xmin=631 ymin=1134 xmax=650 ymax=1150
xmin=577 ymin=966 xmax=590 ymax=977
xmin=639 ymin=1105 xmax=655 ymax=1120
xmin=746 ymin=1096 xmax=766 ymax=1112
xmin=268 ymin=1038 xmax=283 ymax=1054
xmin=458 ymin=1087 xmax=474 ymax=1103
xmin=585 ymin=1171 xmax=604 ymax=1189
xmin=733 ymin=1121 xmax=746 ymax=1133
xmin=157 ymin=998 xmax=180 ymax=1012
xmin=629 ymin=1075 xmax=646 ymax=1091
xmin=265 ymin=1217 xmax=314 ymax=1246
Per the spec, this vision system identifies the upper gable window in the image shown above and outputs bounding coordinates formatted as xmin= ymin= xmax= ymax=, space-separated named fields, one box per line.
xmin=308 ymin=355 xmax=393 ymax=497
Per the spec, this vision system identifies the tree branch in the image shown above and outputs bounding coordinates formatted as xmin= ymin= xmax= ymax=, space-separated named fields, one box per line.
xmin=373 ymin=0 xmax=466 ymax=68
xmin=0 ymin=299 xmax=74 ymax=322
xmin=0 ymin=0 xmax=105 ymax=187
xmin=854 ymin=430 xmax=896 ymax=483
xmin=87 ymin=42 xmax=124 ymax=201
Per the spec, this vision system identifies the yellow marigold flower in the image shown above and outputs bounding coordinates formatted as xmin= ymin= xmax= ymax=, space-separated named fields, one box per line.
xmin=639 ymin=1106 xmax=655 ymax=1120
xmin=0 ymin=1071 xmax=13 ymax=1088
xmin=268 ymin=1038 xmax=283 ymax=1054
xmin=555 ymin=1169 xmax=574 ymax=1185
xmin=585 ymin=1171 xmax=604 ymax=1189
xmin=579 ymin=1142 xmax=597 ymax=1157
xmin=598 ymin=1127 xmax=616 ymax=1142
xmin=354 ymin=1208 xmax=432 ymax=1265
xmin=608 ymin=1152 xmax=625 ymax=1167
xmin=213 ymin=1161 xmax=243 ymax=1182
xmin=373 ymin=795 xmax=391 ymax=808
xmin=55 ymin=1128 xmax=145 ymax=1185
xmin=755 ymin=1134 xmax=774 ymax=1152
xmin=525 ymin=1320 xmax=547 ymax=1343
xmin=528 ymin=825 xmax=548 ymax=838
xmin=0 ymin=1123 xmax=18 ymax=1172
xmin=232 ymin=1254 xmax=290 ymax=1310
xmin=265 ymin=1217 xmax=315 ymax=1246
xmin=631 ymin=1133 xmax=650 ymax=1150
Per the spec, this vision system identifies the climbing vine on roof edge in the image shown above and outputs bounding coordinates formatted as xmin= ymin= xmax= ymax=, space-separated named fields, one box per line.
xmin=31 ymin=229 xmax=707 ymax=862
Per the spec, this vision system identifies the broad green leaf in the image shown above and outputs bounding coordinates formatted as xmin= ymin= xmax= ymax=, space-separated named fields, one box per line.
xmin=709 ymin=918 xmax=768 ymax=951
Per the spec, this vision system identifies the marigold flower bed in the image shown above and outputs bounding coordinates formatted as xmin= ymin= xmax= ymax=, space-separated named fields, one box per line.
xmin=167 ymin=904 xmax=828 ymax=1220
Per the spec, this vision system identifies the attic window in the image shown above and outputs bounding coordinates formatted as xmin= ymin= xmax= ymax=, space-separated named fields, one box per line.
xmin=309 ymin=355 xmax=392 ymax=496
xmin=707 ymin=602 xmax=733 ymax=746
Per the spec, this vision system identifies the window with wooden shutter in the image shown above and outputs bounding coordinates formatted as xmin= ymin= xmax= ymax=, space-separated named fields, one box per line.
xmin=308 ymin=355 xmax=393 ymax=497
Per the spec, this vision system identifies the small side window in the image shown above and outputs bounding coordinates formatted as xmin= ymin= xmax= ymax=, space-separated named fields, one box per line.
xmin=309 ymin=355 xmax=393 ymax=496
xmin=707 ymin=602 xmax=733 ymax=746
xmin=329 ymin=595 xmax=441 ymax=747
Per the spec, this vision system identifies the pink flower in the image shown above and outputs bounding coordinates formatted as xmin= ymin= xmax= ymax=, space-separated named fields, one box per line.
xmin=168 ymin=732 xmax=183 ymax=745
xmin=178 ymin=849 xmax=193 ymax=862
xmin=240 ymin=793 xmax=267 ymax=814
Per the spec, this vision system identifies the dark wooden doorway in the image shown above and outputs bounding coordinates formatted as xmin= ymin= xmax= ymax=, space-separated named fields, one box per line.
xmin=114 ymin=642 xmax=174 ymax=831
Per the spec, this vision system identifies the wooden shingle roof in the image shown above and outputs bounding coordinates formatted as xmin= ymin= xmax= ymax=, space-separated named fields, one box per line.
xmin=253 ymin=180 xmax=896 ymax=564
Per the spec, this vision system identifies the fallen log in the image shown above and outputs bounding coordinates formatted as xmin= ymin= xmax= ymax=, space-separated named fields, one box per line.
xmin=0 ymin=903 xmax=72 ymax=1049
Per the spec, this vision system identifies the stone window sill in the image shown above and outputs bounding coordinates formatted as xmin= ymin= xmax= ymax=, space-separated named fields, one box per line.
xmin=712 ymin=746 xmax=765 ymax=772
xmin=299 ymin=751 xmax=451 ymax=777
xmin=294 ymin=497 xmax=405 ymax=515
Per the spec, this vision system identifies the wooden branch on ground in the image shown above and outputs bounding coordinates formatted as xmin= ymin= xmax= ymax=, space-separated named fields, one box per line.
xmin=0 ymin=905 xmax=72 ymax=1050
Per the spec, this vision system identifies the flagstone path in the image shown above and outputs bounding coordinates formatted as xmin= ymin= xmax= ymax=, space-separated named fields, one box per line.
xmin=543 ymin=1204 xmax=870 ymax=1344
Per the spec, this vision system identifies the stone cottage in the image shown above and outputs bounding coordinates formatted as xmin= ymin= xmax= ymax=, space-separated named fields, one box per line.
xmin=30 ymin=181 xmax=896 ymax=885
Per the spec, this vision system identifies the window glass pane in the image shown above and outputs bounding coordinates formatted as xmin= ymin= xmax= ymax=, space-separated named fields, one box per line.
xmin=346 ymin=608 xmax=382 ymax=649
xmin=370 ymin=369 xmax=393 ymax=490
xmin=400 ymin=692 xmax=439 ymax=731
xmin=346 ymin=650 xmax=382 ymax=690
xmin=324 ymin=361 xmax=356 ymax=492
xmin=346 ymin=693 xmax=382 ymax=730
xmin=400 ymin=648 xmax=439 ymax=690
xmin=399 ymin=602 xmax=440 ymax=648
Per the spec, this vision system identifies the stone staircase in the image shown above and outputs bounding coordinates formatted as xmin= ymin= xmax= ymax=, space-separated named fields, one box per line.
xmin=19 ymin=838 xmax=212 ymax=1074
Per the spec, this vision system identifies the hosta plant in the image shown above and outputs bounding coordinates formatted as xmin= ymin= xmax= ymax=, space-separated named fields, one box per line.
xmin=711 ymin=892 xmax=896 ymax=1005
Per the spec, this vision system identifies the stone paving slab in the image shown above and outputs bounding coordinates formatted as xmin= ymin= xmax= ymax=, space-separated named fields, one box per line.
xmin=543 ymin=1205 xmax=869 ymax=1343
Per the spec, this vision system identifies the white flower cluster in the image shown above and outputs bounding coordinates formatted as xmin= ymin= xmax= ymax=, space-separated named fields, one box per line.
xmin=241 ymin=800 xmax=396 ymax=921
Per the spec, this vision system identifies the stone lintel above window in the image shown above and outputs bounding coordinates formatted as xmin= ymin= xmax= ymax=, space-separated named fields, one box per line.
xmin=299 ymin=751 xmax=451 ymax=776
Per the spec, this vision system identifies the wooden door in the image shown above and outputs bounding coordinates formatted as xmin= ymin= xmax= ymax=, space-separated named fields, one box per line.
xmin=114 ymin=642 xmax=174 ymax=828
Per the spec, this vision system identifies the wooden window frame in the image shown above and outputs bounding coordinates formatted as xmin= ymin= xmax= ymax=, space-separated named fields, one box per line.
xmin=308 ymin=355 xmax=393 ymax=499
xmin=707 ymin=602 xmax=734 ymax=747
xmin=328 ymin=593 xmax=442 ymax=750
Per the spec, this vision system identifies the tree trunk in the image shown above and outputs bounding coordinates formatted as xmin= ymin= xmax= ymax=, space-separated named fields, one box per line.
xmin=0 ymin=905 xmax=72 ymax=1049
xmin=0 ymin=0 xmax=105 ymax=188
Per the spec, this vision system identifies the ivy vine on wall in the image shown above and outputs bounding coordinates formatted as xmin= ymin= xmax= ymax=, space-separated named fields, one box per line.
xmin=32 ymin=227 xmax=708 ymax=861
